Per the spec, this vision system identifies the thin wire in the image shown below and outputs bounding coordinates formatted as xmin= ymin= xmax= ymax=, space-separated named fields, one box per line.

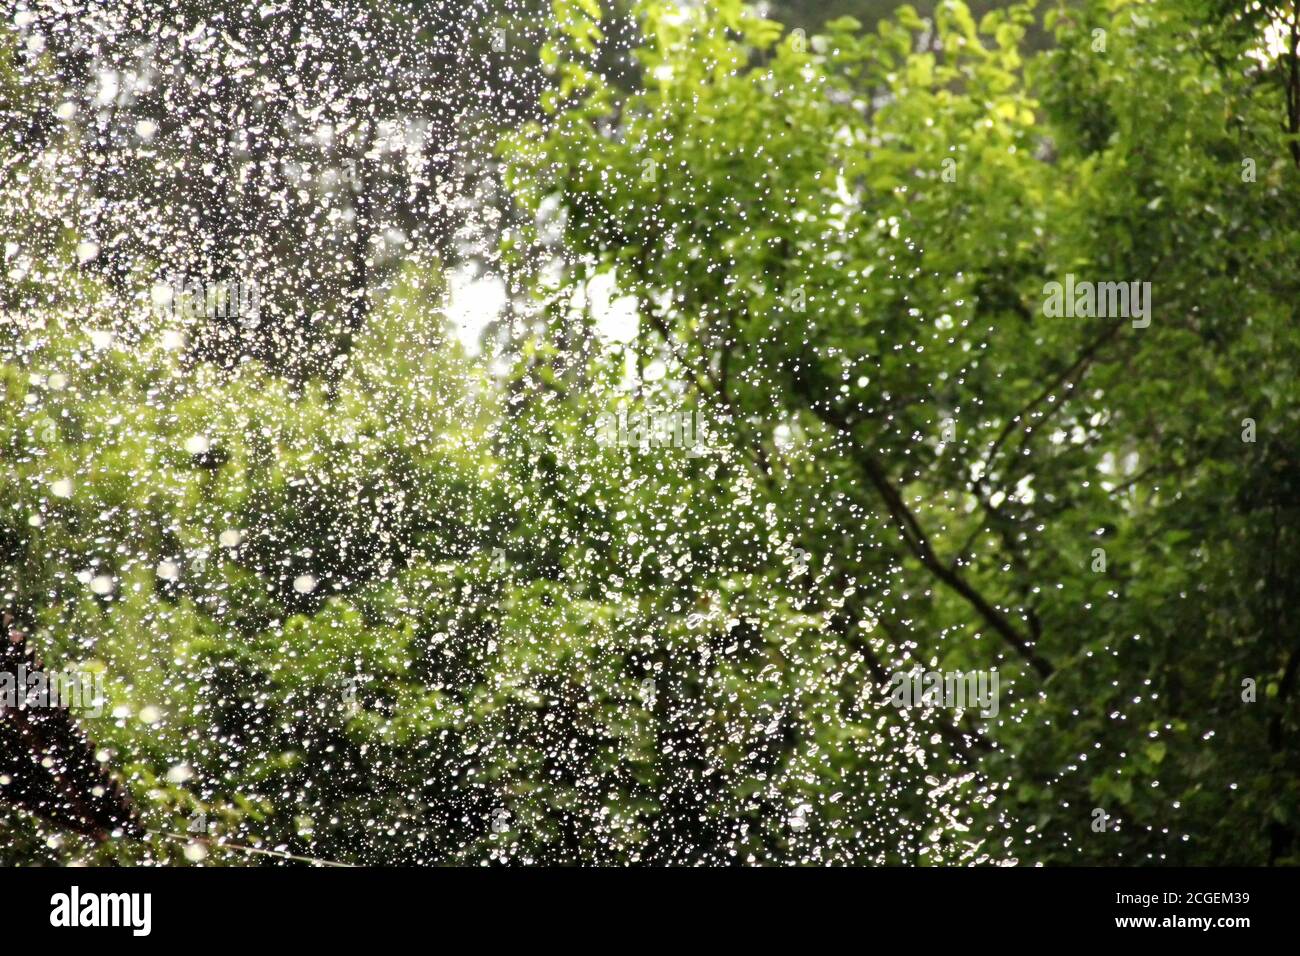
xmin=152 ymin=830 xmax=354 ymax=867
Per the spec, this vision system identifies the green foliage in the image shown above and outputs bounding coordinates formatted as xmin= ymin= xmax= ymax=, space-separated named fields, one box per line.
xmin=2 ymin=0 xmax=1298 ymax=865
xmin=499 ymin=0 xmax=1300 ymax=863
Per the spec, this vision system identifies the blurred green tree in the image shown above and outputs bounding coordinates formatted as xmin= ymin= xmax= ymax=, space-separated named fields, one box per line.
xmin=2 ymin=0 xmax=1298 ymax=866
